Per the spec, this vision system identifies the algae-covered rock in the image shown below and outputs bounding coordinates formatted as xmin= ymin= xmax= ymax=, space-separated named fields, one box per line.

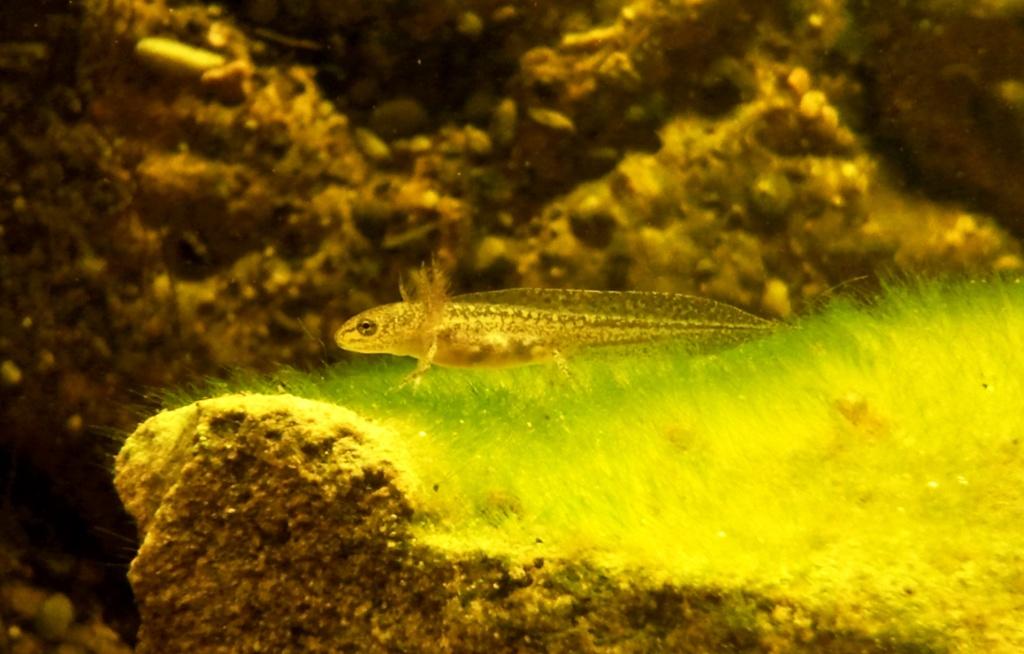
xmin=115 ymin=320 xmax=1024 ymax=654
xmin=113 ymin=281 xmax=1024 ymax=651
xmin=116 ymin=395 xmax=431 ymax=652
xmin=116 ymin=394 xmax=885 ymax=653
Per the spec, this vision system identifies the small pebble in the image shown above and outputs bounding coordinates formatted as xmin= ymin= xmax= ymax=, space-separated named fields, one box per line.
xmin=748 ymin=171 xmax=794 ymax=223
xmin=66 ymin=414 xmax=83 ymax=433
xmin=475 ymin=235 xmax=510 ymax=271
xmin=200 ymin=60 xmax=253 ymax=104
xmin=464 ymin=126 xmax=492 ymax=156
xmin=762 ymin=278 xmax=792 ymax=318
xmin=993 ymin=254 xmax=1024 ymax=271
xmin=492 ymin=6 xmax=517 ymax=22
xmin=818 ymin=104 xmax=839 ymax=131
xmin=135 ymin=37 xmax=226 ymax=77
xmin=34 ymin=593 xmax=74 ymax=641
xmin=456 ymin=11 xmax=484 ymax=38
xmin=4 ymin=582 xmax=46 ymax=618
xmin=490 ymin=98 xmax=517 ymax=146
xmin=997 ymin=79 xmax=1024 ymax=107
xmin=786 ymin=67 xmax=810 ymax=96
xmin=370 ymin=97 xmax=429 ymax=138
xmin=206 ymin=23 xmax=230 ymax=49
xmin=152 ymin=273 xmax=172 ymax=302
xmin=353 ymin=128 xmax=391 ymax=162
xmin=798 ymin=90 xmax=827 ymax=120
xmin=1 ymin=359 xmax=22 ymax=386
xmin=38 ymin=349 xmax=55 ymax=372
xmin=419 ymin=189 xmax=439 ymax=210
xmin=527 ymin=107 xmax=576 ymax=132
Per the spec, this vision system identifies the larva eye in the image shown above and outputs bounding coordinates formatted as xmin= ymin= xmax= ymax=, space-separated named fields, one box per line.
xmin=356 ymin=319 xmax=378 ymax=337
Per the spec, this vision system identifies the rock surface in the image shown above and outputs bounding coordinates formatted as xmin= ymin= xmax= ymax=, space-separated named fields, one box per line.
xmin=116 ymin=394 xmax=935 ymax=653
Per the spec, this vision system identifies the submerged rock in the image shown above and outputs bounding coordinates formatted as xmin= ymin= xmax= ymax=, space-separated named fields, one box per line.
xmin=116 ymin=393 xmax=961 ymax=653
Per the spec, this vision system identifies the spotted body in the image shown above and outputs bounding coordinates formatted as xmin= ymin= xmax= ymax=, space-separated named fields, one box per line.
xmin=335 ymin=270 xmax=774 ymax=379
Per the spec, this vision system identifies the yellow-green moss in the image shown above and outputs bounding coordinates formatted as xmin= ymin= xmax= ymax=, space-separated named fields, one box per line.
xmin=168 ymin=277 xmax=1024 ymax=650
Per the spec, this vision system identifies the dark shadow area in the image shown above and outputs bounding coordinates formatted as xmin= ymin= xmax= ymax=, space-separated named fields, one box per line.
xmin=0 ymin=441 xmax=139 ymax=646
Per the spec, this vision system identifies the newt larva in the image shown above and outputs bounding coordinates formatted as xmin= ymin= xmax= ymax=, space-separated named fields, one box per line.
xmin=335 ymin=264 xmax=774 ymax=382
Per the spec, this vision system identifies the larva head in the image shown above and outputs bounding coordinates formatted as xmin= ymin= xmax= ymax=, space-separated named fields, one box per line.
xmin=334 ymin=302 xmax=425 ymax=356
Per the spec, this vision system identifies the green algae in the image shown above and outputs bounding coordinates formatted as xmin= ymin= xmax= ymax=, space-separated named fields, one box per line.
xmin=164 ymin=277 xmax=1024 ymax=650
